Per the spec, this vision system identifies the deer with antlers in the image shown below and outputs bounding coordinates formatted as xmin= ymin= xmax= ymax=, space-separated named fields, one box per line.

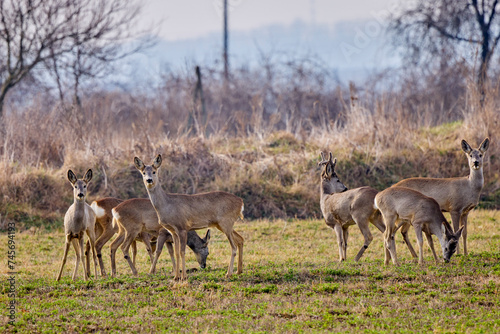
xmin=318 ymin=152 xmax=387 ymax=262
xmin=393 ymin=138 xmax=490 ymax=255
xmin=318 ymin=152 xmax=439 ymax=263
xmin=134 ymin=154 xmax=244 ymax=280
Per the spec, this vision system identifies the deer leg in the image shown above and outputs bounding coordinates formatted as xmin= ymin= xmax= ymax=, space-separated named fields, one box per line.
xmin=85 ymin=240 xmax=91 ymax=278
xmin=139 ymin=232 xmax=155 ymax=265
xmin=424 ymin=231 xmax=439 ymax=263
xmin=56 ymin=236 xmax=71 ymax=281
xmin=354 ymin=221 xmax=373 ymax=262
xmin=72 ymin=237 xmax=85 ymax=281
xmin=342 ymin=226 xmax=349 ymax=260
xmin=413 ymin=223 xmax=425 ymax=265
xmin=383 ymin=214 xmax=399 ymax=266
xmin=450 ymin=211 xmax=461 ymax=254
xmin=121 ymin=232 xmax=139 ymax=276
xmin=86 ymin=228 xmax=98 ymax=279
xmin=460 ymin=213 xmax=469 ymax=256
xmin=370 ymin=211 xmax=386 ymax=233
xmin=333 ymin=223 xmax=344 ymax=262
xmin=110 ymin=228 xmax=125 ymax=278
xmin=400 ymin=222 xmax=418 ymax=261
xmin=95 ymin=226 xmax=116 ymax=277
xmin=178 ymin=229 xmax=188 ymax=280
xmin=232 ymin=230 xmax=244 ymax=274
xmin=131 ymin=240 xmax=137 ymax=267
xmin=150 ymin=230 xmax=169 ymax=275
xmin=171 ymin=230 xmax=182 ymax=280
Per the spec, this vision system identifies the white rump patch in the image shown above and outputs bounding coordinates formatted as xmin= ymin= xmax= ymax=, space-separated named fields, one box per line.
xmin=111 ymin=208 xmax=120 ymax=220
xmin=91 ymin=202 xmax=106 ymax=218
xmin=111 ymin=208 xmax=120 ymax=229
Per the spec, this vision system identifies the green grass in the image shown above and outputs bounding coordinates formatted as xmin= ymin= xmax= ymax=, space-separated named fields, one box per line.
xmin=1 ymin=210 xmax=499 ymax=333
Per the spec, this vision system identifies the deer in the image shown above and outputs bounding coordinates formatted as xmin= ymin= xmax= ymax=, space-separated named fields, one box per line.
xmin=107 ymin=198 xmax=211 ymax=277
xmin=89 ymin=197 xmax=158 ymax=276
xmin=318 ymin=152 xmax=438 ymax=263
xmin=375 ymin=186 xmax=464 ymax=266
xmin=88 ymin=197 xmax=123 ymax=276
xmin=393 ymin=138 xmax=490 ymax=255
xmin=134 ymin=154 xmax=244 ymax=280
xmin=56 ymin=169 xmax=98 ymax=281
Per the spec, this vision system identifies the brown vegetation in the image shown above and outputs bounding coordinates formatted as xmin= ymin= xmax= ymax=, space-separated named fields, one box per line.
xmin=0 ymin=61 xmax=498 ymax=230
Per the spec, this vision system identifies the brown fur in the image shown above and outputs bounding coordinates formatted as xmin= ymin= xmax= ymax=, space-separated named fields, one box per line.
xmin=56 ymin=169 xmax=98 ymax=281
xmin=393 ymin=138 xmax=490 ymax=255
xmin=375 ymin=186 xmax=463 ymax=266
xmin=134 ymin=154 xmax=244 ymax=280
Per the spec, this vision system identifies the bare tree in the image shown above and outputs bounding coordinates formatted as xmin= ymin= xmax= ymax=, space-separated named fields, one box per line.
xmin=389 ymin=0 xmax=500 ymax=103
xmin=0 ymin=0 xmax=153 ymax=118
xmin=223 ymin=0 xmax=229 ymax=81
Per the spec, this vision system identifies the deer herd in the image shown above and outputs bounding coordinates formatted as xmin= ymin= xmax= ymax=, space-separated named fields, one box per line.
xmin=56 ymin=137 xmax=490 ymax=281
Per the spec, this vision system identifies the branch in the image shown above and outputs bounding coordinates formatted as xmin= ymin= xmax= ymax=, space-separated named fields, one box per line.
xmin=423 ymin=14 xmax=481 ymax=44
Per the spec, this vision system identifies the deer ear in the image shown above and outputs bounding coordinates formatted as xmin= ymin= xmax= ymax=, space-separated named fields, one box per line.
xmin=461 ymin=140 xmax=472 ymax=154
xmin=325 ymin=162 xmax=333 ymax=176
xmin=204 ymin=229 xmax=211 ymax=243
xmin=153 ymin=154 xmax=162 ymax=169
xmin=479 ymin=137 xmax=490 ymax=153
xmin=455 ymin=226 xmax=464 ymax=239
xmin=443 ymin=221 xmax=454 ymax=237
xmin=67 ymin=170 xmax=77 ymax=184
xmin=83 ymin=169 xmax=93 ymax=183
xmin=134 ymin=157 xmax=145 ymax=171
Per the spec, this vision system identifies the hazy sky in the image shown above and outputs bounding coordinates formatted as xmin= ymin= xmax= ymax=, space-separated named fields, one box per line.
xmin=140 ymin=0 xmax=403 ymax=41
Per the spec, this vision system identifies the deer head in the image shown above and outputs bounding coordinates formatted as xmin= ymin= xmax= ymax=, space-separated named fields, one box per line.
xmin=318 ymin=152 xmax=347 ymax=194
xmin=462 ymin=138 xmax=489 ymax=171
xmin=442 ymin=222 xmax=464 ymax=262
xmin=188 ymin=230 xmax=211 ymax=269
xmin=134 ymin=155 xmax=162 ymax=190
xmin=68 ymin=169 xmax=92 ymax=202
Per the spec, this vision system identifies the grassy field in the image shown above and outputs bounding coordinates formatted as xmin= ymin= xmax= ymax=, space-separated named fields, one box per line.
xmin=1 ymin=210 xmax=499 ymax=333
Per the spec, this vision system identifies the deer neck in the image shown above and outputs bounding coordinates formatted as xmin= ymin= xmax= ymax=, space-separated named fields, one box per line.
xmin=429 ymin=223 xmax=447 ymax=250
xmin=72 ymin=200 xmax=86 ymax=224
xmin=468 ymin=166 xmax=484 ymax=192
xmin=146 ymin=183 xmax=168 ymax=211
xmin=320 ymin=181 xmax=332 ymax=204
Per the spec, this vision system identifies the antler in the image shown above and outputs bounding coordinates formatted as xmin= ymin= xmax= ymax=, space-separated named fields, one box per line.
xmin=318 ymin=152 xmax=335 ymax=167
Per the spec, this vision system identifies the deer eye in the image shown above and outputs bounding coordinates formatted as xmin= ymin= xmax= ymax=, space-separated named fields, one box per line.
xmin=479 ymin=154 xmax=483 ymax=158
xmin=74 ymin=186 xmax=77 ymax=189
xmin=153 ymin=171 xmax=156 ymax=174
xmin=84 ymin=185 xmax=86 ymax=188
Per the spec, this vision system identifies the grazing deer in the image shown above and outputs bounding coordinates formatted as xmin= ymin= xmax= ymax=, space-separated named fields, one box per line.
xmin=318 ymin=152 xmax=386 ymax=262
xmin=375 ymin=186 xmax=464 ymax=266
xmin=56 ymin=169 xmax=98 ymax=281
xmin=393 ymin=138 xmax=490 ymax=255
xmin=318 ymin=152 xmax=436 ymax=263
xmin=107 ymin=198 xmax=211 ymax=277
xmin=134 ymin=154 xmax=244 ymax=280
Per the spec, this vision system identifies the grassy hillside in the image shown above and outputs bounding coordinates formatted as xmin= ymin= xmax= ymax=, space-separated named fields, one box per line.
xmin=0 ymin=120 xmax=498 ymax=231
xmin=1 ymin=211 xmax=499 ymax=332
